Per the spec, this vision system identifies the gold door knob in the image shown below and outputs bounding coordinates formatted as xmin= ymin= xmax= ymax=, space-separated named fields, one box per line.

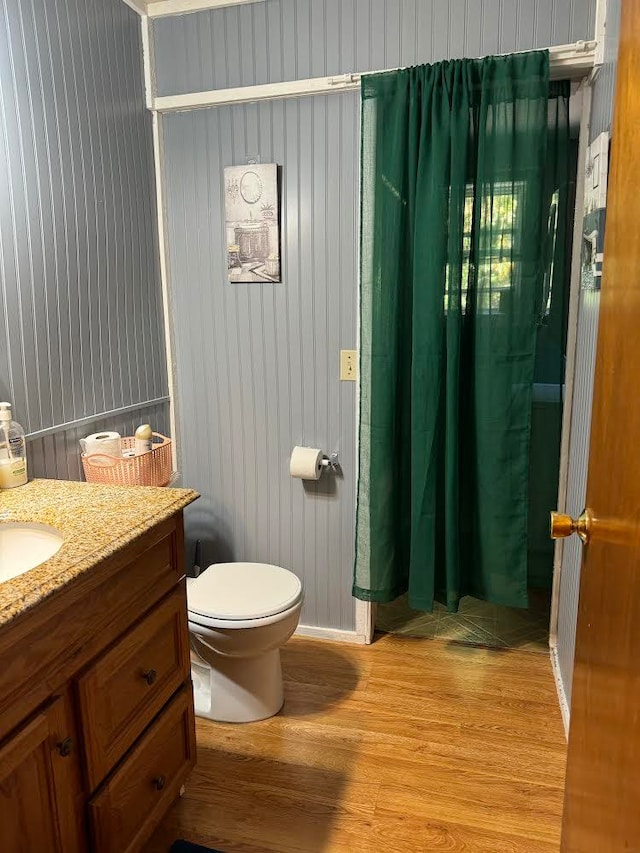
xmin=550 ymin=509 xmax=593 ymax=544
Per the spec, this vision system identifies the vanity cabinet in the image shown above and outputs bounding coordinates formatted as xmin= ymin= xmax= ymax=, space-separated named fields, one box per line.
xmin=0 ymin=512 xmax=195 ymax=853
xmin=0 ymin=690 xmax=84 ymax=853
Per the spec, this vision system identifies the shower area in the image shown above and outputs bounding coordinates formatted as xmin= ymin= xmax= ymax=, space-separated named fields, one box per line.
xmin=358 ymin=63 xmax=582 ymax=653
xmin=377 ymin=377 xmax=573 ymax=652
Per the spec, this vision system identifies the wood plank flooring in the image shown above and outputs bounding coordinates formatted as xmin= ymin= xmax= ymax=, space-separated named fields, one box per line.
xmin=144 ymin=635 xmax=567 ymax=853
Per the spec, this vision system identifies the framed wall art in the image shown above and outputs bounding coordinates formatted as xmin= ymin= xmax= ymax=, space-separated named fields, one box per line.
xmin=224 ymin=163 xmax=281 ymax=282
xmin=581 ymin=132 xmax=609 ymax=292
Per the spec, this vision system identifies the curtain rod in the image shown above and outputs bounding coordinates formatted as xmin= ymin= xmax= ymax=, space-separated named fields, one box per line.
xmin=152 ymin=41 xmax=597 ymax=114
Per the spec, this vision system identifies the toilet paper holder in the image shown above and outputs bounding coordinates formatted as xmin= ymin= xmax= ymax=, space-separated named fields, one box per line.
xmin=290 ymin=446 xmax=342 ymax=480
xmin=320 ymin=452 xmax=340 ymax=472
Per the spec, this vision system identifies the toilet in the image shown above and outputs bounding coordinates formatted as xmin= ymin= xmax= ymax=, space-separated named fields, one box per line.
xmin=187 ymin=562 xmax=303 ymax=723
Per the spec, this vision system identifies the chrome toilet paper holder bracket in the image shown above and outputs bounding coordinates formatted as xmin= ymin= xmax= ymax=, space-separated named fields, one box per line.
xmin=320 ymin=452 xmax=341 ymax=473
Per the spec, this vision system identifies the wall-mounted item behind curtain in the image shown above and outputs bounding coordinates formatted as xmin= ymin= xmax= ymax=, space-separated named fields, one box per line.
xmin=354 ymin=52 xmax=571 ymax=612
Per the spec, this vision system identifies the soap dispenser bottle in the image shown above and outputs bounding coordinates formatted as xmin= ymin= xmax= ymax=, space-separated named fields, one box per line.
xmin=0 ymin=402 xmax=28 ymax=489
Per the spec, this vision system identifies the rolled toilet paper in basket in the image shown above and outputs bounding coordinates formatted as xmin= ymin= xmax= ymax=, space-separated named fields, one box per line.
xmin=80 ymin=431 xmax=123 ymax=464
xmin=290 ymin=446 xmax=323 ymax=480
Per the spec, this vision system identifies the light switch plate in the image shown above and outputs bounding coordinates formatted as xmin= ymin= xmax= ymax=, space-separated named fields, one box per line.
xmin=340 ymin=350 xmax=358 ymax=381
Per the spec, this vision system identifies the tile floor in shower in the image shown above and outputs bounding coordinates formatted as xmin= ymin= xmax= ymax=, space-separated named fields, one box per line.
xmin=376 ymin=588 xmax=551 ymax=653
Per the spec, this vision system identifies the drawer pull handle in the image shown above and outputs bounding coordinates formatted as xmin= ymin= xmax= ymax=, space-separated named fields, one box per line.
xmin=153 ymin=775 xmax=166 ymax=791
xmin=56 ymin=737 xmax=73 ymax=758
xmin=142 ymin=669 xmax=157 ymax=686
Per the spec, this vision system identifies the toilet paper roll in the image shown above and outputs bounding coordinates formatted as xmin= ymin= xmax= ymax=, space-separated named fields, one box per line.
xmin=290 ymin=446 xmax=323 ymax=481
xmin=80 ymin=431 xmax=123 ymax=460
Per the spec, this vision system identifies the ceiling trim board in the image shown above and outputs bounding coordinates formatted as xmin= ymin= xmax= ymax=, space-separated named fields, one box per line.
xmin=146 ymin=0 xmax=265 ymax=18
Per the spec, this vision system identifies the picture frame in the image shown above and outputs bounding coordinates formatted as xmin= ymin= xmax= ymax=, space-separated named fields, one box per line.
xmin=224 ymin=163 xmax=281 ymax=283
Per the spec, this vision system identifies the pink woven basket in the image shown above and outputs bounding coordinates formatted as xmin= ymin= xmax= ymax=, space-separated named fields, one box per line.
xmin=81 ymin=433 xmax=173 ymax=487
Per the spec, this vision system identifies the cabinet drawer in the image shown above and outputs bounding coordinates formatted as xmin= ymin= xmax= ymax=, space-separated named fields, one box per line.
xmin=88 ymin=685 xmax=196 ymax=853
xmin=77 ymin=585 xmax=190 ymax=790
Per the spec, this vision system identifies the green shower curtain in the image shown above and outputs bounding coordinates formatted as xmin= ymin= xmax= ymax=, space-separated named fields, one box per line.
xmin=354 ymin=52 xmax=570 ymax=611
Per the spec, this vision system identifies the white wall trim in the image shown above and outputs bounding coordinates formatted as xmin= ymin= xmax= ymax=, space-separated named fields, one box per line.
xmin=140 ymin=14 xmax=155 ymax=110
xmin=295 ymin=624 xmax=366 ymax=645
xmin=550 ymin=644 xmax=571 ymax=740
xmin=154 ymin=74 xmax=360 ymax=113
xmin=594 ymin=0 xmax=608 ymax=66
xmin=151 ymin=114 xmax=180 ymax=475
xmin=151 ymin=42 xmax=598 ymax=114
xmin=353 ymin=76 xmax=367 ymax=646
xmin=25 ymin=397 xmax=170 ymax=440
xmin=147 ymin=0 xmax=265 ymax=19
xmin=142 ymin=15 xmax=180 ymax=475
xmin=121 ymin=0 xmax=148 ymax=14
xmin=355 ymin=600 xmax=375 ymax=644
xmin=549 ymin=80 xmax=592 ymax=647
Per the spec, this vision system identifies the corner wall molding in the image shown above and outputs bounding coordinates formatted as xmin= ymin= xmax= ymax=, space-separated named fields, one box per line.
xmin=141 ymin=13 xmax=180 ymax=474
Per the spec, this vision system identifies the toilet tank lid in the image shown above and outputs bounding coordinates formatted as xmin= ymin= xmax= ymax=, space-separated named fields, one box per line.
xmin=187 ymin=562 xmax=303 ymax=621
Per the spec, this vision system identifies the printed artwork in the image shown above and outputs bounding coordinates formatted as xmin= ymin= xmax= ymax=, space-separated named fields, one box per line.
xmin=581 ymin=209 xmax=606 ymax=292
xmin=581 ymin=133 xmax=609 ymax=292
xmin=224 ymin=163 xmax=281 ymax=282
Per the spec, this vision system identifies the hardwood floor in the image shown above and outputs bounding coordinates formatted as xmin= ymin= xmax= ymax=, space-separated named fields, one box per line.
xmin=145 ymin=635 xmax=567 ymax=853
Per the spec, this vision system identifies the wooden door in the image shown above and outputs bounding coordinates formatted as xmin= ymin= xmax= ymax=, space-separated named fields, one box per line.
xmin=0 ymin=693 xmax=85 ymax=853
xmin=561 ymin=1 xmax=640 ymax=849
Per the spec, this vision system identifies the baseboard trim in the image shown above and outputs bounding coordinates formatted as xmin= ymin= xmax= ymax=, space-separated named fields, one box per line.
xmin=295 ymin=624 xmax=366 ymax=645
xmin=550 ymin=644 xmax=570 ymax=740
xmin=355 ymin=599 xmax=376 ymax=644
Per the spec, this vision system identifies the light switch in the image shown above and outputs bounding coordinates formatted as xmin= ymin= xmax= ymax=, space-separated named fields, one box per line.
xmin=340 ymin=350 xmax=358 ymax=381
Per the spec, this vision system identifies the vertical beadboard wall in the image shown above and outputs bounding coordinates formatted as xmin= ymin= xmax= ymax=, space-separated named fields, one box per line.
xmin=162 ymin=96 xmax=359 ymax=630
xmin=152 ymin=0 xmax=596 ymax=97
xmin=0 ymin=0 xmax=168 ymax=478
xmin=153 ymin=0 xmax=597 ymax=631
xmin=556 ymin=0 xmax=621 ymax=711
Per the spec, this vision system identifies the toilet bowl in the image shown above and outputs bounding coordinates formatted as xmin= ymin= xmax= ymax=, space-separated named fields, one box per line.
xmin=187 ymin=562 xmax=303 ymax=723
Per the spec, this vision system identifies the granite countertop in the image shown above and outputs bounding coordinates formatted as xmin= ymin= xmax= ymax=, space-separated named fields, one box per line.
xmin=0 ymin=479 xmax=199 ymax=629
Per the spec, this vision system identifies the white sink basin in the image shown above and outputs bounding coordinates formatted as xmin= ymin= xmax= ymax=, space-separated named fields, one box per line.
xmin=0 ymin=522 xmax=64 ymax=583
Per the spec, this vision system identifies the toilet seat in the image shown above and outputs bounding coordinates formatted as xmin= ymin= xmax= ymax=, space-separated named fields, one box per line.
xmin=187 ymin=562 xmax=302 ymax=623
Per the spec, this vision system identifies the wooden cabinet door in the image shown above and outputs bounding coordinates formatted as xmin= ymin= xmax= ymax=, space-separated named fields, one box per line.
xmin=0 ymin=694 xmax=85 ymax=853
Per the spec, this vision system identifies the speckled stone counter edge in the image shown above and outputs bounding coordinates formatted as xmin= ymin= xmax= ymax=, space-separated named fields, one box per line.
xmin=0 ymin=479 xmax=199 ymax=629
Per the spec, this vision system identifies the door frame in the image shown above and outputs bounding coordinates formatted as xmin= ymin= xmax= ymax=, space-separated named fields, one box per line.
xmin=548 ymin=79 xmax=593 ymax=737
